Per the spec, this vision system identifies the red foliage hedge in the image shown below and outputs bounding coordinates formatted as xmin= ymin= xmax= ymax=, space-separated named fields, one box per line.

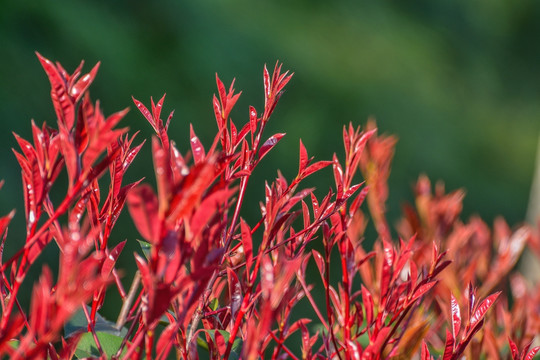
xmin=0 ymin=54 xmax=538 ymax=359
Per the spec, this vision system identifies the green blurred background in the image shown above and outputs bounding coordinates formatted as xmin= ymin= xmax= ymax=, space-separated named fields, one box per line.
xmin=1 ymin=0 xmax=539 ymax=322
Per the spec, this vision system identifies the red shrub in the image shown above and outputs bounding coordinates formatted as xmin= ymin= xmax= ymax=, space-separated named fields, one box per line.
xmin=0 ymin=54 xmax=538 ymax=359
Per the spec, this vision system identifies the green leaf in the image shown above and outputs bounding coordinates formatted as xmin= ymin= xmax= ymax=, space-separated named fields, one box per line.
xmin=209 ymin=298 xmax=219 ymax=311
xmin=137 ymin=239 xmax=152 ymax=259
xmin=75 ymin=331 xmax=127 ymax=359
xmin=65 ymin=305 xmax=127 ymax=338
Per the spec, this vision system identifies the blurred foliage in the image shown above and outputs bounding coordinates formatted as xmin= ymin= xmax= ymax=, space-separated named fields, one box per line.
xmin=1 ymin=0 xmax=539 ymax=319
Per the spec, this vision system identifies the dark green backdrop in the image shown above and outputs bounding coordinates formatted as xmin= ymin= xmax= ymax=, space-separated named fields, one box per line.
xmin=1 ymin=0 xmax=539 ymax=320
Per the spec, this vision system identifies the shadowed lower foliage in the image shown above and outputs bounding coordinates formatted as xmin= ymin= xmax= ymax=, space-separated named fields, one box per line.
xmin=0 ymin=54 xmax=538 ymax=359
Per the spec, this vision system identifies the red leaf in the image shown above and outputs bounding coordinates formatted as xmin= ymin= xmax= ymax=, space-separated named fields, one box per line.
xmin=298 ymin=140 xmax=308 ymax=174
xmin=127 ymin=184 xmax=160 ymax=243
xmin=524 ymin=346 xmax=540 ymax=360
xmin=156 ymin=321 xmax=177 ymax=359
xmin=361 ymin=285 xmax=373 ymax=327
xmin=101 ymin=240 xmax=126 ymax=279
xmin=213 ymin=94 xmax=223 ymax=129
xmin=132 ymin=96 xmax=156 ymax=132
xmin=190 ymin=188 xmax=231 ymax=238
xmin=190 ymin=124 xmax=205 ymax=164
xmin=0 ymin=210 xmax=15 ymax=238
xmin=362 ymin=327 xmax=390 ymax=360
xmin=508 ymin=337 xmax=519 ymax=360
xmin=409 ymin=281 xmax=437 ymax=305
xmin=249 ymin=106 xmax=257 ymax=141
xmin=302 ymin=160 xmax=333 ymax=179
xmin=470 ymin=291 xmax=500 ymax=327
xmin=240 ymin=219 xmax=253 ymax=274
xmin=450 ymin=293 xmax=461 ymax=346
xmin=311 ymin=250 xmax=325 ymax=283
xmin=151 ymin=94 xmax=166 ymax=130
xmin=37 ymin=52 xmax=75 ymax=129
xmin=227 ymin=268 xmax=242 ymax=319
xmin=441 ymin=328 xmax=454 ymax=360
xmin=258 ymin=133 xmax=285 ymax=161
xmin=70 ymin=62 xmax=100 ymax=103
xmin=421 ymin=341 xmax=432 ymax=360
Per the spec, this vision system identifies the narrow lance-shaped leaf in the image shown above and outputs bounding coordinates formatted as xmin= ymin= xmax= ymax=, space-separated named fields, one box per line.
xmin=441 ymin=328 xmax=454 ymax=360
xmin=470 ymin=291 xmax=501 ymax=327
xmin=190 ymin=124 xmax=205 ymax=164
xmin=450 ymin=293 xmax=461 ymax=347
xmin=258 ymin=133 xmax=285 ymax=161
xmin=101 ymin=240 xmax=126 ymax=279
xmin=302 ymin=160 xmax=333 ymax=180
xmin=524 ymin=346 xmax=540 ymax=360
xmin=508 ymin=337 xmax=519 ymax=360
xmin=240 ymin=219 xmax=253 ymax=274
xmin=70 ymin=62 xmax=100 ymax=103
xmin=298 ymin=140 xmax=309 ymax=174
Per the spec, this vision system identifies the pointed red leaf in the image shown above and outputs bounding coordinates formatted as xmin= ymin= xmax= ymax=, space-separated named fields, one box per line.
xmin=70 ymin=62 xmax=100 ymax=103
xmin=37 ymin=52 xmax=75 ymax=129
xmin=508 ymin=337 xmax=519 ymax=360
xmin=409 ymin=281 xmax=437 ymax=305
xmin=450 ymin=293 xmax=461 ymax=346
xmin=302 ymin=160 xmax=333 ymax=179
xmin=152 ymin=94 xmax=166 ymax=129
xmin=524 ymin=346 xmax=540 ymax=360
xmin=470 ymin=291 xmax=500 ymax=327
xmin=227 ymin=268 xmax=242 ymax=319
xmin=190 ymin=124 xmax=205 ymax=164
xmin=213 ymin=94 xmax=223 ymax=129
xmin=311 ymin=250 xmax=325 ymax=283
xmin=421 ymin=341 xmax=432 ymax=360
xmin=101 ymin=240 xmax=126 ymax=279
xmin=258 ymin=133 xmax=285 ymax=161
xmin=361 ymin=285 xmax=373 ymax=327
xmin=249 ymin=106 xmax=257 ymax=141
xmin=298 ymin=140 xmax=308 ymax=174
xmin=132 ymin=96 xmax=156 ymax=132
xmin=240 ymin=219 xmax=253 ymax=274
xmin=441 ymin=328 xmax=454 ymax=360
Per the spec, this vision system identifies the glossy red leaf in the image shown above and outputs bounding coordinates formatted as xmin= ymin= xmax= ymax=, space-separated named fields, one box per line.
xmin=361 ymin=285 xmax=373 ymax=327
xmin=190 ymin=124 xmax=205 ymax=164
xmin=132 ymin=96 xmax=156 ymax=131
xmin=298 ymin=140 xmax=309 ymax=174
xmin=258 ymin=133 xmax=285 ymax=161
xmin=450 ymin=293 xmax=461 ymax=346
xmin=151 ymin=94 xmax=166 ymax=129
xmin=409 ymin=281 xmax=437 ymax=305
xmin=524 ymin=346 xmax=540 ymax=360
xmin=470 ymin=291 xmax=500 ymax=327
xmin=213 ymin=94 xmax=223 ymax=129
xmin=249 ymin=106 xmax=257 ymax=141
xmin=302 ymin=160 xmax=333 ymax=179
xmin=0 ymin=210 xmax=14 ymax=239
xmin=240 ymin=219 xmax=253 ymax=274
xmin=508 ymin=337 xmax=519 ymax=360
xmin=101 ymin=240 xmax=126 ymax=279
xmin=37 ymin=52 xmax=75 ymax=130
xmin=311 ymin=250 xmax=325 ymax=282
xmin=421 ymin=341 xmax=432 ymax=360
xmin=441 ymin=328 xmax=454 ymax=360
xmin=227 ymin=268 xmax=242 ymax=319
xmin=70 ymin=62 xmax=100 ymax=103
